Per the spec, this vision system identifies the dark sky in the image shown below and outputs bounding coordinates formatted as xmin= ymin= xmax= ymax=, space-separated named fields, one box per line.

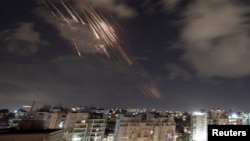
xmin=1 ymin=0 xmax=250 ymax=112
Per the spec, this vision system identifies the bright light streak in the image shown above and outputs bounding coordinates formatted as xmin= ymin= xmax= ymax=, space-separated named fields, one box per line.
xmin=43 ymin=0 xmax=134 ymax=63
xmin=42 ymin=0 xmax=57 ymax=18
xmin=139 ymin=81 xmax=163 ymax=99
xmin=68 ymin=4 xmax=85 ymax=25
xmin=43 ymin=0 xmax=84 ymax=57
xmin=41 ymin=0 xmax=165 ymax=99
xmin=46 ymin=0 xmax=70 ymax=23
xmin=60 ymin=0 xmax=78 ymax=23
xmin=83 ymin=6 xmax=134 ymax=65
xmin=72 ymin=38 xmax=82 ymax=57
xmin=96 ymin=44 xmax=110 ymax=58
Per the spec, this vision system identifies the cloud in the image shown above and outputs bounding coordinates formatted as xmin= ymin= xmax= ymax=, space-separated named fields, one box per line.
xmin=178 ymin=0 xmax=250 ymax=78
xmin=0 ymin=22 xmax=48 ymax=56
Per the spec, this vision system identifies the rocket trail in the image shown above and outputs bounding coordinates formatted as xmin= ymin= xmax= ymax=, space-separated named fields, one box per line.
xmin=72 ymin=38 xmax=82 ymax=57
xmin=45 ymin=0 xmax=70 ymax=23
xmin=60 ymin=0 xmax=79 ymax=23
xmin=42 ymin=0 xmax=164 ymax=99
xmin=43 ymin=0 xmax=84 ymax=57
xmin=68 ymin=4 xmax=85 ymax=25
xmin=43 ymin=0 xmax=134 ymax=62
xmin=83 ymin=6 xmax=134 ymax=65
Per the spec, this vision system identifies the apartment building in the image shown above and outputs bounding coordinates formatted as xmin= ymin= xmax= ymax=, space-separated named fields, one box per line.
xmin=114 ymin=115 xmax=176 ymax=141
xmin=191 ymin=111 xmax=207 ymax=141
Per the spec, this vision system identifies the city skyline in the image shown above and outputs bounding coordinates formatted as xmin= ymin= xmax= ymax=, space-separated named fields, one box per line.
xmin=1 ymin=0 xmax=250 ymax=112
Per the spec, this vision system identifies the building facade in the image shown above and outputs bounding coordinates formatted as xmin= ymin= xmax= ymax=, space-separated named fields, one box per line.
xmin=191 ymin=111 xmax=207 ymax=141
xmin=114 ymin=115 xmax=176 ymax=141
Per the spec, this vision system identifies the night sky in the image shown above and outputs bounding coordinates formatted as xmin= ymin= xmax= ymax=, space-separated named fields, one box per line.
xmin=1 ymin=0 xmax=250 ymax=112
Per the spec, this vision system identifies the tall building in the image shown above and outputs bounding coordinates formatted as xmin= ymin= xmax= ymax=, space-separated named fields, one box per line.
xmin=85 ymin=119 xmax=106 ymax=141
xmin=242 ymin=113 xmax=250 ymax=125
xmin=207 ymin=109 xmax=244 ymax=125
xmin=63 ymin=112 xmax=89 ymax=141
xmin=63 ymin=112 xmax=106 ymax=141
xmin=114 ymin=115 xmax=176 ymax=141
xmin=71 ymin=119 xmax=88 ymax=141
xmin=191 ymin=111 xmax=207 ymax=141
xmin=207 ymin=108 xmax=226 ymax=125
xmin=34 ymin=111 xmax=107 ymax=141
xmin=228 ymin=112 xmax=243 ymax=125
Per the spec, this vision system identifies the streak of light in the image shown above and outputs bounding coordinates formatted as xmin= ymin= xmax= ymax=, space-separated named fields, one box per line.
xmin=45 ymin=0 xmax=70 ymax=23
xmin=68 ymin=3 xmax=86 ymax=25
xmin=86 ymin=15 xmax=101 ymax=39
xmin=43 ymin=0 xmax=134 ymax=63
xmin=72 ymin=38 xmax=82 ymax=57
xmin=43 ymin=0 xmax=84 ymax=57
xmin=96 ymin=44 xmax=110 ymax=58
xmin=42 ymin=0 xmax=57 ymax=18
xmin=83 ymin=6 xmax=134 ymax=65
xmin=139 ymin=82 xmax=164 ymax=99
xmin=42 ymin=1 xmax=165 ymax=99
xmin=60 ymin=0 xmax=78 ymax=23
xmin=121 ymin=68 xmax=165 ymax=99
xmin=43 ymin=0 xmax=164 ymax=99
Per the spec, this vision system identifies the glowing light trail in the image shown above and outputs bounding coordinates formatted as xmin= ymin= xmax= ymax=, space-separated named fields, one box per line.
xmin=72 ymin=38 xmax=82 ymax=57
xmin=83 ymin=6 xmax=134 ymax=65
xmin=42 ymin=0 xmax=164 ymax=99
xmin=60 ymin=0 xmax=79 ymax=23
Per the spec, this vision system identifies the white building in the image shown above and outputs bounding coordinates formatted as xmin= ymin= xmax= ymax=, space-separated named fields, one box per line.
xmin=63 ymin=112 xmax=106 ymax=141
xmin=71 ymin=119 xmax=88 ymax=141
xmin=191 ymin=111 xmax=207 ymax=141
xmin=242 ymin=113 xmax=250 ymax=125
xmin=228 ymin=112 xmax=243 ymax=125
xmin=64 ymin=112 xmax=89 ymax=141
xmin=114 ymin=115 xmax=176 ymax=141
xmin=85 ymin=119 xmax=106 ymax=141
